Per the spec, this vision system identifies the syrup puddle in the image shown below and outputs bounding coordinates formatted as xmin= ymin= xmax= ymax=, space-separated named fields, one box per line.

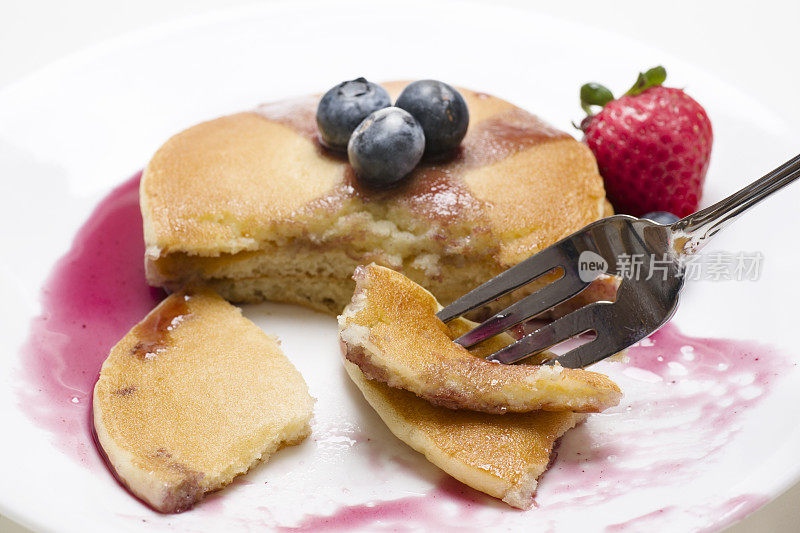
xmin=16 ymin=173 xmax=789 ymax=531
xmin=537 ymin=325 xmax=787 ymax=508
xmin=17 ymin=173 xmax=163 ymax=466
xmin=277 ymin=477 xmax=497 ymax=533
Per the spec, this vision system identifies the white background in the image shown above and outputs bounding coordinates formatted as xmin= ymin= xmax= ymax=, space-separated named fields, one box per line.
xmin=1 ymin=1 xmax=798 ymax=531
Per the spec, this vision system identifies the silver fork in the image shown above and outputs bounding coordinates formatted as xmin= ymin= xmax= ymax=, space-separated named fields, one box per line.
xmin=437 ymin=154 xmax=800 ymax=368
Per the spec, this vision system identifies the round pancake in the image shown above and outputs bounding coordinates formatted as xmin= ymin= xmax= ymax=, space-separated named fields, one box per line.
xmin=141 ymin=81 xmax=607 ymax=268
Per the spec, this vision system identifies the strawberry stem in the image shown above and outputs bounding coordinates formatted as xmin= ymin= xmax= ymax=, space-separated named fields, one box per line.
xmin=624 ymin=65 xmax=667 ymax=96
xmin=576 ymin=66 xmax=667 ymax=131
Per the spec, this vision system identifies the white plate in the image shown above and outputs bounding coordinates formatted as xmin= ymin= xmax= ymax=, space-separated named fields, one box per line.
xmin=1 ymin=2 xmax=799 ymax=531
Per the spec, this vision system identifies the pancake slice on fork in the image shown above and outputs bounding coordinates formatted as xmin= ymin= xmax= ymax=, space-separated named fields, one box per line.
xmin=339 ymin=264 xmax=621 ymax=414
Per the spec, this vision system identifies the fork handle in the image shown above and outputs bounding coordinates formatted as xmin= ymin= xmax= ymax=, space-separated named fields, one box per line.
xmin=670 ymin=153 xmax=800 ymax=255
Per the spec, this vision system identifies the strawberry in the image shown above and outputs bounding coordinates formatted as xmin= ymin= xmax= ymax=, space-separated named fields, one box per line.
xmin=578 ymin=66 xmax=713 ymax=218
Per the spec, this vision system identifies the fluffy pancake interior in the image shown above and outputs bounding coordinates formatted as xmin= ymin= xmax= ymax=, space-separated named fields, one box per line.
xmin=92 ymin=289 xmax=314 ymax=513
xmin=339 ymin=264 xmax=621 ymax=413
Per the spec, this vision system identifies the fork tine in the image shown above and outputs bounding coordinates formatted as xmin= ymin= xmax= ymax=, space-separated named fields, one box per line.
xmin=551 ymin=303 xmax=672 ymax=368
xmin=454 ymin=273 xmax=591 ymax=348
xmin=486 ymin=303 xmax=606 ymax=364
xmin=548 ymin=333 xmax=625 ymax=369
xmin=436 ymin=246 xmax=570 ymax=323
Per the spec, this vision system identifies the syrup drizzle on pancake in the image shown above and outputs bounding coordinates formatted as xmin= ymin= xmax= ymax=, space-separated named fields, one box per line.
xmin=394 ymin=108 xmax=570 ymax=222
xmin=129 ymin=294 xmax=192 ymax=360
xmin=255 ymin=92 xmax=569 ymax=224
xmin=255 ymin=96 xmax=320 ymax=140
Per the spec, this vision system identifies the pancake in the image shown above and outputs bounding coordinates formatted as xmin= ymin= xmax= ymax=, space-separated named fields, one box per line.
xmin=92 ymin=289 xmax=314 ymax=513
xmin=141 ymin=81 xmax=610 ymax=314
xmin=339 ymin=264 xmax=621 ymax=413
xmin=343 ymin=361 xmax=585 ymax=509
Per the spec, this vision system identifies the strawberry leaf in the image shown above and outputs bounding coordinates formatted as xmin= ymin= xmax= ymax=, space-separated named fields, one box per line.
xmin=624 ymin=66 xmax=667 ymax=97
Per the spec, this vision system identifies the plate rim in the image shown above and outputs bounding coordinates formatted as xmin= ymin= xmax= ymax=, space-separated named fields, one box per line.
xmin=1 ymin=1 xmax=799 ymax=531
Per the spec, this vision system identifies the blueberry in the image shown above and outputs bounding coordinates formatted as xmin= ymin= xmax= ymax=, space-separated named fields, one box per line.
xmin=395 ymin=80 xmax=469 ymax=154
xmin=316 ymin=78 xmax=391 ymax=151
xmin=348 ymin=107 xmax=425 ymax=189
xmin=642 ymin=211 xmax=680 ymax=225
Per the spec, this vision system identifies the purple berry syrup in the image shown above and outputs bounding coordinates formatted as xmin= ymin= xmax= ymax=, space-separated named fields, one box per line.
xmin=14 ymin=173 xmax=786 ymax=530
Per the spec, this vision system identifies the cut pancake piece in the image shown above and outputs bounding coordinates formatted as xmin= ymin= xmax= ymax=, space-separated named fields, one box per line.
xmin=339 ymin=264 xmax=621 ymax=414
xmin=343 ymin=360 xmax=585 ymax=509
xmin=93 ymin=289 xmax=314 ymax=513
